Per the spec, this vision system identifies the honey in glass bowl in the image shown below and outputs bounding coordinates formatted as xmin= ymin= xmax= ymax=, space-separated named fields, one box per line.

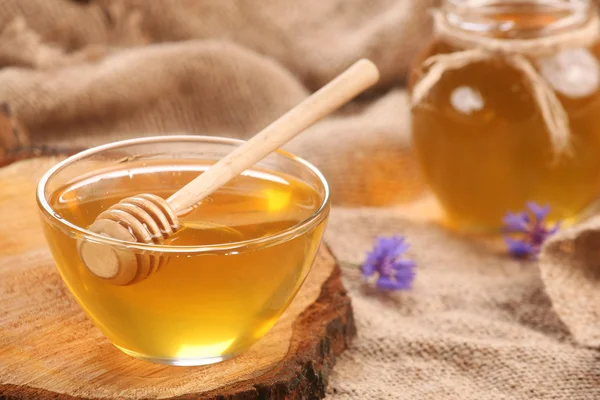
xmin=36 ymin=136 xmax=330 ymax=366
xmin=409 ymin=0 xmax=600 ymax=232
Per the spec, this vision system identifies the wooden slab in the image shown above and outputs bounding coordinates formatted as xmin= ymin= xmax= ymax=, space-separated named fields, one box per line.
xmin=0 ymin=157 xmax=355 ymax=400
xmin=0 ymin=102 xmax=83 ymax=168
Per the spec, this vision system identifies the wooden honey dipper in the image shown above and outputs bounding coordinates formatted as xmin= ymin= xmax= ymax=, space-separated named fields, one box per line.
xmin=78 ymin=59 xmax=380 ymax=285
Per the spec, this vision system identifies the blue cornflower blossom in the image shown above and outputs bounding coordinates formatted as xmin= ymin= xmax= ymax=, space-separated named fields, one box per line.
xmin=503 ymin=202 xmax=560 ymax=259
xmin=361 ymin=235 xmax=416 ymax=290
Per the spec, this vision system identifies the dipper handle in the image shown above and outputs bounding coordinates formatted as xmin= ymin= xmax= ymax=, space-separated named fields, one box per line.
xmin=166 ymin=59 xmax=380 ymax=214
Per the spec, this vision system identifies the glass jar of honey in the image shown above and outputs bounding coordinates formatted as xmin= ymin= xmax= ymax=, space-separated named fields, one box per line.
xmin=409 ymin=0 xmax=600 ymax=232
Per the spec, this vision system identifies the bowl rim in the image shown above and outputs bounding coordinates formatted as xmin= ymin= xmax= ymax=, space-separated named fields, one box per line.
xmin=36 ymin=134 xmax=330 ymax=254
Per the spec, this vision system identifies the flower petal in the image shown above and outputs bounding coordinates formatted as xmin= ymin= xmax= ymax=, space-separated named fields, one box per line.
xmin=387 ymin=236 xmax=405 ymax=250
xmin=503 ymin=212 xmax=529 ymax=232
xmin=390 ymin=242 xmax=410 ymax=259
xmin=369 ymin=241 xmax=386 ymax=258
xmin=505 ymin=237 xmax=533 ymax=258
xmin=548 ymin=222 xmax=561 ymax=235
xmin=376 ymin=276 xmax=411 ymax=291
xmin=392 ymin=259 xmax=416 ymax=271
xmin=527 ymin=202 xmax=550 ymax=222
xmin=364 ymin=250 xmax=380 ymax=265
xmin=361 ymin=260 xmax=377 ymax=277
xmin=392 ymin=262 xmax=416 ymax=288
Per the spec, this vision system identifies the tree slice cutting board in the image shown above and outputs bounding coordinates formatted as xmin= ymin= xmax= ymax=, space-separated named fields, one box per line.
xmin=0 ymin=157 xmax=355 ymax=400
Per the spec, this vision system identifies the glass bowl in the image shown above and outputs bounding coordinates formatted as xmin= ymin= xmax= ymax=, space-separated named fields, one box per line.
xmin=36 ymin=135 xmax=330 ymax=366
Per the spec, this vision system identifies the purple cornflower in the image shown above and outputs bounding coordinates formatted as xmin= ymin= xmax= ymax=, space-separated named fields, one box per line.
xmin=361 ymin=235 xmax=416 ymax=291
xmin=503 ymin=202 xmax=560 ymax=259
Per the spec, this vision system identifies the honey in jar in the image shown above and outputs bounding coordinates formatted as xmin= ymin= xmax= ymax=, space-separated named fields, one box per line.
xmin=37 ymin=137 xmax=329 ymax=365
xmin=409 ymin=0 xmax=600 ymax=231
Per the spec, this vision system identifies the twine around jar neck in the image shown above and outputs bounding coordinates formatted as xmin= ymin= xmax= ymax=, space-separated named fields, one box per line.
xmin=411 ymin=9 xmax=600 ymax=157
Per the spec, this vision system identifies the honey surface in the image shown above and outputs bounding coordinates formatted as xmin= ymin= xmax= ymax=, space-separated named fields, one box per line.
xmin=44 ymin=160 xmax=326 ymax=363
xmin=409 ymin=32 xmax=600 ymax=230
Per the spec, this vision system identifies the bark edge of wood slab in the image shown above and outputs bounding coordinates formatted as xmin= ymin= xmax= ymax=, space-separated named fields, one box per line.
xmin=0 ymin=244 xmax=355 ymax=400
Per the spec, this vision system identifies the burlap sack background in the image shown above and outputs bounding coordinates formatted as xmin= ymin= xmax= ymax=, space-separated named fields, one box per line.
xmin=0 ymin=0 xmax=434 ymax=205
xmin=0 ymin=1 xmax=599 ymax=399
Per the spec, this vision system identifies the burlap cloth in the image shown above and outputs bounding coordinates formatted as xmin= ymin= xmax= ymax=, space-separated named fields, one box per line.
xmin=0 ymin=1 xmax=599 ymax=398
